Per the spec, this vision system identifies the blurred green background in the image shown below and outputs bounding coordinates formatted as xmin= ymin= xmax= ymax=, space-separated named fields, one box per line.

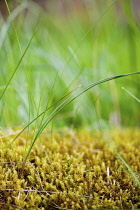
xmin=0 ymin=0 xmax=139 ymax=129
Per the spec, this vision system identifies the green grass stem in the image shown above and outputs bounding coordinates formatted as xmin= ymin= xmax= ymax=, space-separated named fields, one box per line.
xmin=23 ymin=71 xmax=140 ymax=163
xmin=116 ymin=152 xmax=140 ymax=187
xmin=0 ymin=27 xmax=37 ymax=101
xmin=122 ymin=87 xmax=140 ymax=103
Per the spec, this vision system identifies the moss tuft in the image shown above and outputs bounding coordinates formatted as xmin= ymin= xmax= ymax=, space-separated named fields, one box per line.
xmin=0 ymin=129 xmax=140 ymax=209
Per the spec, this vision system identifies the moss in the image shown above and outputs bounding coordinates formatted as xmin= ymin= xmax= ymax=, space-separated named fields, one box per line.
xmin=0 ymin=129 xmax=140 ymax=209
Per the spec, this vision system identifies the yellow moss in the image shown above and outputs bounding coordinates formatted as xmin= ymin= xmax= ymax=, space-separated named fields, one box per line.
xmin=0 ymin=129 xmax=140 ymax=209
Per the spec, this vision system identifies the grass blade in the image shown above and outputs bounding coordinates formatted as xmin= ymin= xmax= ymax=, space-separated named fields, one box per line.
xmin=52 ymin=0 xmax=118 ymax=96
xmin=23 ymin=71 xmax=140 ymax=162
xmin=9 ymin=85 xmax=82 ymax=145
xmin=116 ymin=152 xmax=140 ymax=187
xmin=0 ymin=27 xmax=37 ymax=101
xmin=81 ymin=0 xmax=118 ymax=41
xmin=122 ymin=87 xmax=140 ymax=103
xmin=0 ymin=2 xmax=27 ymax=50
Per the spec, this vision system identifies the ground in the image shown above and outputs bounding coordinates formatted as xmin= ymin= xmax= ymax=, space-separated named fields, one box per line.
xmin=0 ymin=128 xmax=140 ymax=209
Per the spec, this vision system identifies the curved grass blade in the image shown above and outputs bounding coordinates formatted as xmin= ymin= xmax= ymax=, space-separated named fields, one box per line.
xmin=23 ymin=71 xmax=140 ymax=163
xmin=9 ymin=85 xmax=82 ymax=146
xmin=0 ymin=2 xmax=27 ymax=50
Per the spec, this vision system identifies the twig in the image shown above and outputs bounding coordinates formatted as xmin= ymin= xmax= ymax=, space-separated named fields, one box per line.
xmin=0 ymin=188 xmax=93 ymax=198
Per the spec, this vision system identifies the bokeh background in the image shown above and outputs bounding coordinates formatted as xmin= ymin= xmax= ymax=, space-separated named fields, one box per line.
xmin=0 ymin=0 xmax=140 ymax=129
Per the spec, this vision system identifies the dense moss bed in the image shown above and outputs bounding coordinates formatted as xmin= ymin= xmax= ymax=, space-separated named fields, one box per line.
xmin=0 ymin=129 xmax=140 ymax=209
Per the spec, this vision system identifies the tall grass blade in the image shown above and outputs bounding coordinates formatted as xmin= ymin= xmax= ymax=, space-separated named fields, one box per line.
xmin=39 ymin=71 xmax=59 ymax=129
xmin=23 ymin=71 xmax=140 ymax=163
xmin=0 ymin=2 xmax=27 ymax=50
xmin=9 ymin=85 xmax=82 ymax=145
xmin=0 ymin=27 xmax=37 ymax=101
xmin=54 ymin=0 xmax=118 ymax=93
xmin=0 ymin=86 xmax=12 ymax=91
xmin=116 ymin=152 xmax=140 ymax=187
xmin=4 ymin=0 xmax=39 ymax=112
xmin=81 ymin=0 xmax=118 ymax=41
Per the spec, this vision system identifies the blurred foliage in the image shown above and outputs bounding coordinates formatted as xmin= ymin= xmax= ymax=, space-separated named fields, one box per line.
xmin=0 ymin=0 xmax=139 ymax=129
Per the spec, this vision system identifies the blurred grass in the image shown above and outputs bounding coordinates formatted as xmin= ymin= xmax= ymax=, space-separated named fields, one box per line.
xmin=0 ymin=0 xmax=139 ymax=129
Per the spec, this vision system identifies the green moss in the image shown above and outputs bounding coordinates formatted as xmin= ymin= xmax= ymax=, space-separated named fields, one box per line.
xmin=0 ymin=129 xmax=140 ymax=209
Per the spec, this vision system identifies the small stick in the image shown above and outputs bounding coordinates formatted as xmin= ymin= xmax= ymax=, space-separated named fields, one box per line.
xmin=18 ymin=162 xmax=26 ymax=179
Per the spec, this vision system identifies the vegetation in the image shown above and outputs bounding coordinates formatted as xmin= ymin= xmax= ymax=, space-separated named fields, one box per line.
xmin=0 ymin=0 xmax=139 ymax=128
xmin=0 ymin=0 xmax=140 ymax=209
xmin=1 ymin=129 xmax=140 ymax=209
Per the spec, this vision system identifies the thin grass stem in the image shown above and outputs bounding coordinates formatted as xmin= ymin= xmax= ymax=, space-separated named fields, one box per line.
xmin=0 ymin=27 xmax=37 ymax=101
xmin=122 ymin=87 xmax=140 ymax=103
xmin=23 ymin=71 xmax=140 ymax=163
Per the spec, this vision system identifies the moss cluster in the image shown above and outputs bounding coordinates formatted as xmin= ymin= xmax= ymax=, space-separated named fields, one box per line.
xmin=0 ymin=128 xmax=140 ymax=209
